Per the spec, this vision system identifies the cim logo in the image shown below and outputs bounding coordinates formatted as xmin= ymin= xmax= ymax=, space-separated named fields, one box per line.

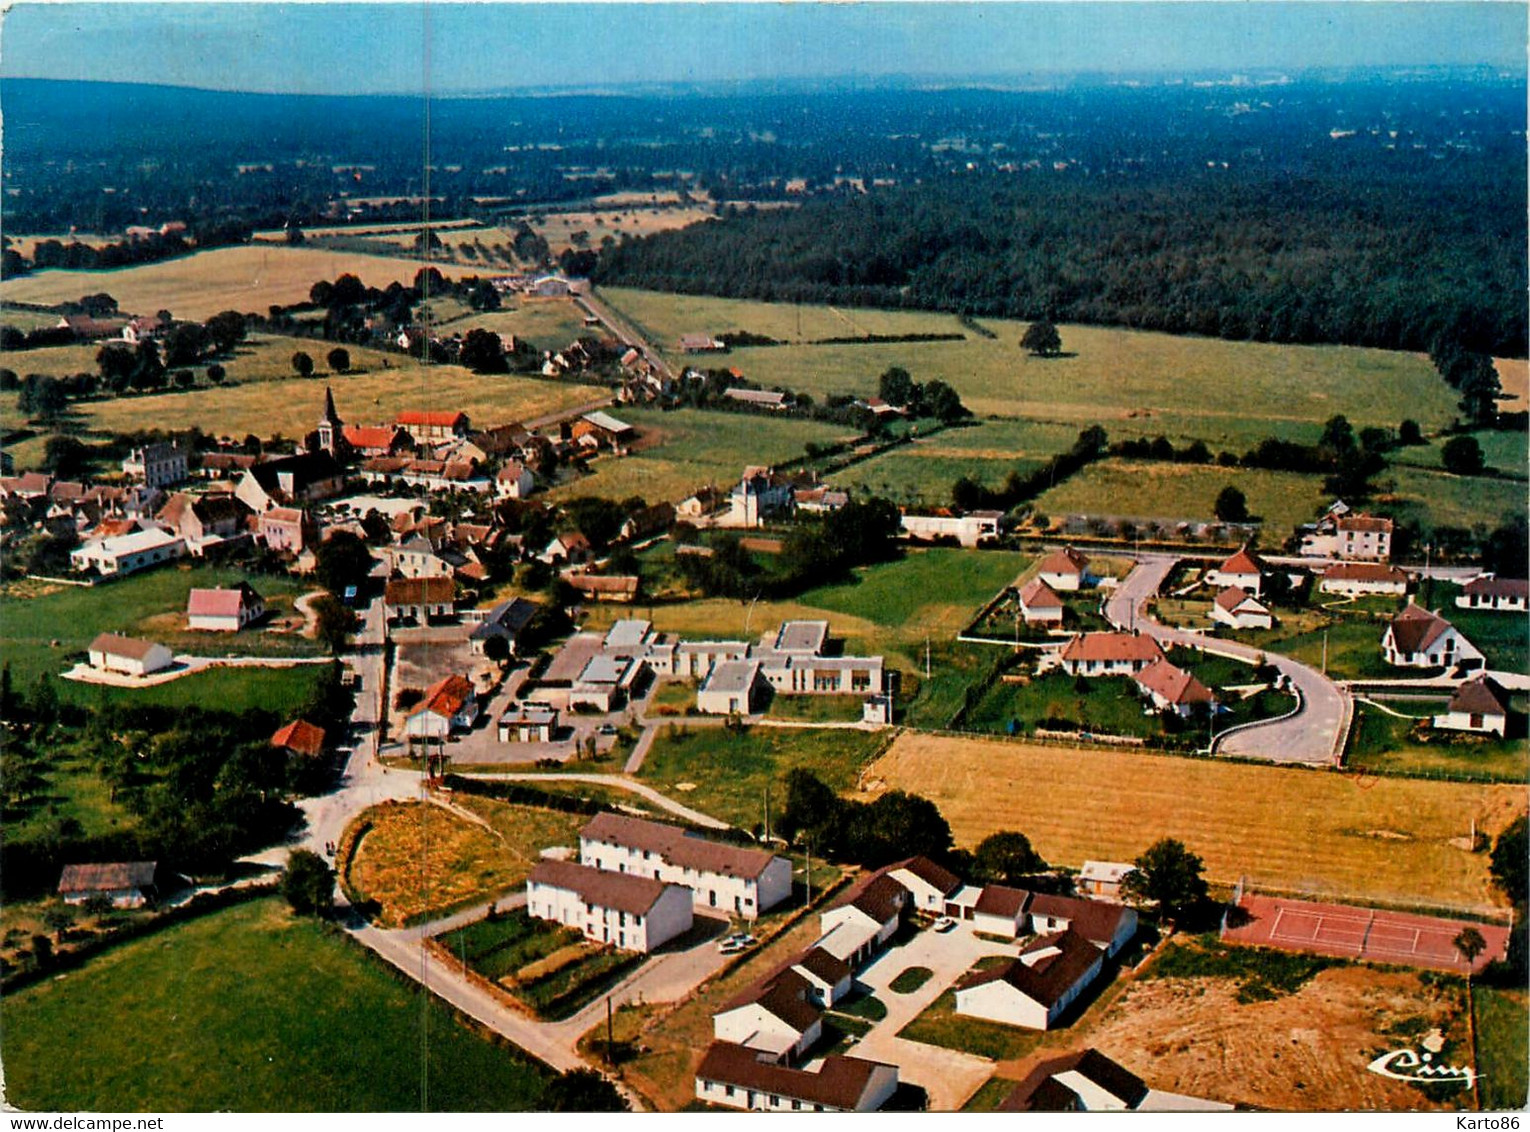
xmin=1367 ymin=1029 xmax=1478 ymax=1087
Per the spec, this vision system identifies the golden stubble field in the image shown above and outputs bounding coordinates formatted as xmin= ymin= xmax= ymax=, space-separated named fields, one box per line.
xmin=862 ymin=732 xmax=1527 ymax=912
xmin=0 ymin=246 xmax=482 ymax=322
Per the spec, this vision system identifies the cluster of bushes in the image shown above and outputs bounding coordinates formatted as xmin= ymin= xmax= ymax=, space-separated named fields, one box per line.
xmin=952 ymin=425 xmax=1109 ymax=513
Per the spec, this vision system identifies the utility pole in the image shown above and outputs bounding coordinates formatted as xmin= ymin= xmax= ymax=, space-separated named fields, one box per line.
xmin=925 ymin=636 xmax=931 ymax=679
xmin=763 ymin=782 xmax=771 ymax=842
xmin=1321 ymin=629 xmax=1329 ymax=676
xmin=606 ymin=995 xmax=614 ymax=1066
xmin=804 ymin=841 xmax=812 ymax=907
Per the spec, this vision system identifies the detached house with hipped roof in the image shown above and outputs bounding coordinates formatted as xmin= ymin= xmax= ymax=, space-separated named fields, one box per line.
xmin=1133 ymin=658 xmax=1217 ymax=716
xmin=1433 ymin=676 xmax=1511 ymax=738
xmin=1058 ymin=632 xmax=1164 ymax=677
xmin=404 ymin=674 xmax=479 ymax=738
xmin=1381 ymin=604 xmax=1482 ymax=670
xmin=1017 ymin=577 xmax=1066 ymax=625
xmin=1209 ymin=586 xmax=1273 ymax=631
xmin=271 ymin=719 xmax=326 ymax=759
xmin=1035 ymin=547 xmax=1093 ymax=592
xmin=1204 ymin=546 xmax=1266 ymax=595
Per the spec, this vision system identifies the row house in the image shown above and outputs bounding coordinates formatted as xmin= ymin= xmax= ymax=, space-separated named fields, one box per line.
xmin=525 ymin=859 xmax=692 ymax=954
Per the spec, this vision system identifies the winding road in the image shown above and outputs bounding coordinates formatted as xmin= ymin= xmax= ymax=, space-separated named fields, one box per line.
xmin=1105 ymin=555 xmax=1350 ymax=765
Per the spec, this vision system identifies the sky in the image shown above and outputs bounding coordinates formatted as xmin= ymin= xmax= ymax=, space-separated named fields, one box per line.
xmin=1 ymin=2 xmax=1524 ymax=96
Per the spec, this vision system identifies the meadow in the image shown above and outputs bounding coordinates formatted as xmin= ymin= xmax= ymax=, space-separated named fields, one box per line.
xmin=444 ymin=301 xmax=597 ymax=351
xmin=0 ymin=245 xmax=482 ymax=321
xmin=546 ymin=406 xmax=851 ymax=504
xmin=863 ymin=731 xmax=1526 ymax=913
xmin=0 ymin=897 xmax=552 ymax=1111
xmin=1388 ymin=430 xmax=1529 ymax=478
xmin=1376 ymin=464 xmax=1528 ymax=531
xmin=1347 ymin=703 xmax=1528 ymax=784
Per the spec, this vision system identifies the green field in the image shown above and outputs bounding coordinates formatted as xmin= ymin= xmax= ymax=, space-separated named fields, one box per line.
xmin=1377 ymin=464 xmax=1528 ymax=532
xmin=1347 ymin=703 xmax=1529 ymax=784
xmin=546 ymin=406 xmax=851 ymax=505
xmin=0 ymin=565 xmax=317 ymax=688
xmin=800 ymin=546 xmax=1028 ymax=632
xmin=445 ymin=303 xmax=595 ymax=352
xmin=636 ymin=725 xmax=886 ymax=830
xmin=599 ymin=288 xmax=1458 ymax=440
xmin=1390 ymin=431 xmax=1529 ymax=478
xmin=0 ymin=898 xmax=552 ymax=1112
xmin=1475 ymin=985 xmax=1530 ymax=1111
xmin=1035 ymin=458 xmax=1329 ymax=533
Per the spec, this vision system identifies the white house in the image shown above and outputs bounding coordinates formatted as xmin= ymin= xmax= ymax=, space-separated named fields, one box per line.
xmin=954 ymin=929 xmax=1105 ymax=1030
xmin=579 ymin=812 xmax=793 ymax=921
xmin=1381 ymin=604 xmax=1483 ymax=670
xmin=71 ymin=527 xmax=185 ymax=577
xmin=384 ymin=576 xmax=456 ymax=623
xmin=972 ymin=885 xmax=1032 ymax=939
xmin=1209 ymin=586 xmax=1273 ymax=630
xmin=1035 ymin=547 xmax=1092 ymax=592
xmin=121 ymin=443 xmax=187 ymax=489
xmin=695 ymin=1042 xmax=898 ymax=1113
xmin=404 ymin=673 xmax=480 ymax=738
xmin=1320 ymin=562 xmax=1409 ymax=597
xmin=729 ymin=467 xmax=794 ymax=527
xmin=787 ymin=947 xmax=855 ymax=1008
xmin=712 ymin=970 xmax=824 ymax=1062
xmin=525 ymin=858 xmax=692 ymax=953
xmin=57 ymin=862 xmax=163 ymax=909
xmin=87 ymin=633 xmax=174 ymax=677
xmin=886 ymin=856 xmax=962 ymax=915
xmin=816 ymin=873 xmax=909 ymax=970
xmin=1077 ymin=861 xmax=1138 ymax=902
xmin=999 ymin=1048 xmax=1233 ymax=1113
xmin=498 ymin=705 xmax=558 ymax=743
xmin=1057 ymin=632 xmax=1164 ymax=677
xmin=1334 ymin=513 xmax=1394 ymax=561
xmin=1025 ymin=893 xmax=1138 ymax=955
xmin=1204 ymin=547 xmax=1266 ymax=595
xmin=900 ymin=509 xmax=1002 ymax=548
xmin=1433 ymin=676 xmax=1510 ymax=738
xmin=697 ymin=660 xmax=767 ymax=715
xmin=185 ymin=583 xmax=264 ymax=632
xmin=1017 ymin=577 xmax=1066 ymax=625
xmin=495 ymin=460 xmax=536 ymax=499
xmin=1133 ymin=658 xmax=1216 ymax=717
xmin=1457 ymin=575 xmax=1529 ymax=614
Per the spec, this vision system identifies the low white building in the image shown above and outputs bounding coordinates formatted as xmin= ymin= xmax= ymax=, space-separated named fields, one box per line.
xmin=712 ymin=970 xmax=824 ymax=1062
xmin=1433 ymin=676 xmax=1510 ymax=738
xmin=999 ymin=1048 xmax=1233 ymax=1113
xmin=579 ymin=812 xmax=792 ymax=921
xmin=697 ymin=659 xmax=766 ymax=715
xmin=971 ymin=885 xmax=1032 ymax=939
xmin=1457 ymin=575 xmax=1529 ymax=613
xmin=404 ymin=674 xmax=479 ymax=738
xmin=186 ymin=583 xmax=265 ymax=632
xmin=900 ymin=509 xmax=1002 ymax=548
xmin=1058 ymin=632 xmax=1164 ymax=677
xmin=1077 ymin=861 xmax=1138 ymax=902
xmin=1319 ymin=562 xmax=1409 ymax=597
xmin=498 ymin=705 xmax=558 ymax=743
xmin=816 ymin=873 xmax=909 ymax=969
xmin=87 ymin=633 xmax=174 ymax=677
xmin=71 ymin=527 xmax=185 ymax=577
xmin=1209 ymin=586 xmax=1273 ymax=630
xmin=954 ymin=929 xmax=1105 ymax=1030
xmin=525 ymin=858 xmax=692 ymax=953
xmin=886 ymin=856 xmax=962 ymax=916
xmin=695 ymin=1042 xmax=898 ymax=1113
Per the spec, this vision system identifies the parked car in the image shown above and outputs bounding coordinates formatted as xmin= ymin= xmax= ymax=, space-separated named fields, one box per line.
xmin=597 ymin=723 xmax=619 ymax=736
xmin=932 ymin=917 xmax=957 ymax=933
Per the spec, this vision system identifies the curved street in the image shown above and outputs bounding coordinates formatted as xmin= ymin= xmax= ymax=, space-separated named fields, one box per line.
xmin=1104 ymin=555 xmax=1350 ymax=765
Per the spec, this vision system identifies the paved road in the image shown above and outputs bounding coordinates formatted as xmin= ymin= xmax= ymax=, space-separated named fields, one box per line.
xmin=1106 ymin=555 xmax=1349 ymax=765
xmin=468 ymin=771 xmax=731 ymax=829
xmin=578 ymin=290 xmax=677 ymax=383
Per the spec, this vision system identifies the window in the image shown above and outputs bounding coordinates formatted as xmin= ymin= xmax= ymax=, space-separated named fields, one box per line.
xmin=725 ymin=1087 xmax=735 ymax=1098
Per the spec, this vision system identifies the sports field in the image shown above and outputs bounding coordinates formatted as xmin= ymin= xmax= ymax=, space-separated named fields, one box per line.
xmin=862 ymin=732 xmax=1526 ymax=912
xmin=0 ymin=246 xmax=481 ymax=321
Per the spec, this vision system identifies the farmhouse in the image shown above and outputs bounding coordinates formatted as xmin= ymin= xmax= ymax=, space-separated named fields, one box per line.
xmin=730 ymin=467 xmax=795 ymax=527
xmin=577 ymin=410 xmax=637 ymax=451
xmin=57 ymin=862 xmax=163 ymax=909
xmin=384 ymin=576 xmax=456 ymax=623
xmin=497 ymin=705 xmax=558 ymax=743
xmin=678 ymin=486 xmax=729 ymax=520
xmin=1457 ymin=575 xmax=1529 ymax=613
xmin=186 ymin=583 xmax=265 ymax=632
xmin=525 ymin=859 xmax=692 ymax=954
xmin=1319 ymin=562 xmax=1409 ymax=597
xmin=271 ymin=719 xmax=326 ymax=759
xmin=234 ymin=453 xmax=346 ymax=512
xmin=697 ymin=659 xmax=767 ymax=715
xmin=579 ymin=812 xmax=792 ymax=920
xmin=678 ymin=333 xmax=726 ymax=354
xmin=467 ymin=597 xmax=539 ymax=655
xmin=71 ymin=526 xmax=185 ymax=576
xmin=794 ymin=486 xmax=849 ymax=514
xmin=1335 ymin=513 xmax=1394 ymax=561
xmin=121 ymin=443 xmax=187 ymax=489
xmin=1133 ymin=658 xmax=1216 ymax=716
xmin=1204 ymin=546 xmax=1266 ymax=595
xmin=1381 ymin=604 xmax=1483 ymax=670
xmin=395 ymin=410 xmax=470 ymax=444
xmin=86 ymin=633 xmax=174 ymax=677
xmin=404 ymin=673 xmax=479 ymax=737
xmin=1076 ymin=861 xmax=1138 ymax=902
xmin=566 ymin=573 xmax=640 ymax=603
xmin=998 ymin=1048 xmax=1233 ymax=1113
xmin=900 ymin=508 xmax=1003 ymax=549
xmin=496 ymin=461 xmax=536 ymax=499
xmin=1433 ymin=676 xmax=1510 ymax=738
xmin=1017 ymin=577 xmax=1066 ymax=625
xmin=1209 ymin=586 xmax=1273 ymax=630
xmin=1058 ymin=632 xmax=1164 ymax=677
xmin=954 ymin=928 xmax=1105 ymax=1030
xmin=541 ymin=531 xmax=592 ymax=565
xmin=723 ymin=387 xmax=790 ymax=410
xmin=713 ymin=970 xmax=824 ymax=1062
xmin=695 ymin=1042 xmax=899 ymax=1113
xmin=1035 ymin=547 xmax=1092 ymax=592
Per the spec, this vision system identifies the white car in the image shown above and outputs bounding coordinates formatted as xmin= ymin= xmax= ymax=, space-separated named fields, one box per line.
xmin=932 ymin=917 xmax=957 ymax=933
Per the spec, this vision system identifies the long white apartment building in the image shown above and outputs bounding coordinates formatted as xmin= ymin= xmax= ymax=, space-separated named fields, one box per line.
xmin=525 ymin=858 xmax=693 ymax=953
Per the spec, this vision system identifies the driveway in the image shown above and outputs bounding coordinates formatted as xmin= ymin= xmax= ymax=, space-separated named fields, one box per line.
xmin=1106 ymin=555 xmax=1348 ymax=765
xmin=847 ymin=923 xmax=1020 ymax=1111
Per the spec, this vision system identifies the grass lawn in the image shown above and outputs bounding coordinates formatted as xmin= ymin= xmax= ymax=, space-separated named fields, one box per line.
xmin=1474 ymin=985 xmax=1529 ymax=1111
xmin=898 ymin=960 xmax=1047 ymax=1061
xmin=764 ymin=694 xmax=866 ymax=723
xmin=637 ymin=724 xmax=887 ymax=830
xmin=0 ymin=245 xmax=482 ymax=322
xmin=3 ymin=745 xmax=140 ymax=846
xmin=438 ymin=908 xmax=581 ymax=982
xmin=66 ymin=663 xmax=327 ymax=715
xmin=801 ymin=547 xmax=1030 ymax=634
xmin=546 ymin=406 xmax=850 ymax=505
xmin=344 ymin=801 xmax=527 ymax=927
xmin=1226 ymin=609 xmax=1404 ymax=682
xmin=1036 ymin=458 xmax=1329 ymax=533
xmin=1390 ymin=431 xmax=1528 ymax=478
xmin=443 ymin=302 xmax=594 ymax=352
xmin=599 ymin=288 xmax=1456 ymax=439
xmin=967 ymin=672 xmax=1159 ymax=737
xmin=1377 ymin=465 xmax=1528 ymax=532
xmin=0 ymin=897 xmax=551 ymax=1112
xmin=448 ymin=794 xmax=587 ymax=864
xmin=648 ymin=679 xmax=698 ymax=715
xmin=961 ymin=1076 xmax=1020 ymax=1112
xmin=889 ymin=965 xmax=935 ymax=994
xmin=829 ymin=448 xmax=1047 ymax=509
xmin=864 ymin=731 xmax=1526 ymax=913
xmin=1347 ymin=703 xmax=1528 ymax=784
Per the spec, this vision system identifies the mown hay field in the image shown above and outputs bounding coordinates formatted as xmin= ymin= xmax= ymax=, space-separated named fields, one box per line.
xmin=862 ymin=732 xmax=1527 ymax=913
xmin=0 ymin=245 xmax=482 ymax=321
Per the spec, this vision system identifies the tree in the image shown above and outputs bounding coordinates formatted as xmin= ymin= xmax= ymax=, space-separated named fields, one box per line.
xmin=1454 ymin=926 xmax=1487 ymax=967
xmin=205 ymin=310 xmax=248 ymax=356
xmin=206 ymin=363 xmax=226 ymax=384
xmin=97 ymin=343 xmax=137 ymax=389
xmin=282 ymin=849 xmax=334 ymax=916
xmin=1440 ymin=435 xmax=1484 ymax=477
xmin=326 ymin=347 xmax=351 ymax=374
xmin=312 ymin=594 xmax=360 ymax=655
xmin=972 ymin=831 xmax=1045 ymax=885
xmin=18 ymin=375 xmax=67 ymax=420
xmin=459 ymin=327 xmax=508 ymax=374
xmin=1490 ymin=816 xmax=1527 ymax=905
xmin=1398 ymin=419 xmax=1423 ymax=446
xmin=877 ymin=366 xmax=915 ymax=406
xmin=483 ymin=635 xmax=511 ymax=666
xmin=43 ymin=435 xmax=89 ymax=478
xmin=313 ymin=530 xmax=374 ymax=598
xmin=922 ymin=379 xmax=968 ymax=423
xmin=1214 ymin=485 xmax=1249 ymax=523
xmin=541 ymin=1069 xmax=628 ymax=1112
xmin=1020 ymin=318 xmax=1062 ymax=357
xmin=291 ymin=351 xmax=314 ymax=378
xmin=164 ymin=322 xmax=210 ymax=367
xmin=1122 ymin=838 xmax=1208 ymax=921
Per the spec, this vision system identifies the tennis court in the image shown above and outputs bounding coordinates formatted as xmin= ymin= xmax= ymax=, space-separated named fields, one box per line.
xmin=1223 ymin=893 xmax=1512 ymax=974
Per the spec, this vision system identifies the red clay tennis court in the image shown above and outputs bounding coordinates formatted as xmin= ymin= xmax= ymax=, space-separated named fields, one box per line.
xmin=1222 ymin=893 xmax=1511 ymax=974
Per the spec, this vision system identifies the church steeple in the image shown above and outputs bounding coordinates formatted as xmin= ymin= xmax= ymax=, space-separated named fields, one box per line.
xmin=318 ymin=386 xmax=345 ymax=457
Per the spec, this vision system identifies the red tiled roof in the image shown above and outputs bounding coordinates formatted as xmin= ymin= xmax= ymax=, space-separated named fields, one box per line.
xmin=1134 ymin=659 xmax=1215 ymax=707
xmin=1059 ymin=633 xmax=1164 ymax=665
xmin=396 ymin=410 xmax=468 ymax=428
xmin=1019 ymin=577 xmax=1065 ymax=610
xmin=974 ymin=885 xmax=1032 ymax=919
xmin=1213 ymin=586 xmax=1268 ymax=614
xmin=87 ymin=633 xmax=164 ymax=661
xmin=1026 ymin=894 xmax=1132 ymax=949
xmin=1337 ymin=513 xmax=1394 ymax=534
xmin=1000 ymin=1049 xmax=1148 ymax=1112
xmin=891 ymin=855 xmax=961 ymax=896
xmin=343 ymin=425 xmax=406 ymax=450
xmin=721 ymin=968 xmax=822 ymax=1034
xmin=1036 ymin=547 xmax=1090 ymax=576
xmin=271 ymin=719 xmax=326 ymax=757
xmin=415 ymin=674 xmax=475 ymax=719
xmin=1216 ymin=547 xmax=1266 ymax=576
